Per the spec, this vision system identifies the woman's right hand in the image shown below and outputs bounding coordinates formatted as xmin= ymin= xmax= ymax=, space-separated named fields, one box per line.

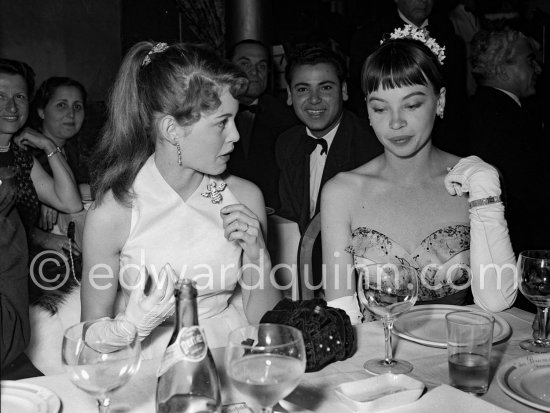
xmin=38 ymin=204 xmax=59 ymax=231
xmin=120 ymin=264 xmax=177 ymax=340
xmin=14 ymin=127 xmax=57 ymax=153
xmin=34 ymin=229 xmax=81 ymax=257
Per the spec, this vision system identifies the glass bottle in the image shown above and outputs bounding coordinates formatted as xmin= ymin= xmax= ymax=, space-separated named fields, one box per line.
xmin=156 ymin=279 xmax=221 ymax=412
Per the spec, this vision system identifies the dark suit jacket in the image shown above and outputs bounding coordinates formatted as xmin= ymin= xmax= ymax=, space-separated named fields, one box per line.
xmin=276 ymin=109 xmax=383 ymax=233
xmin=467 ymin=86 xmax=550 ymax=254
xmin=227 ymin=94 xmax=298 ymax=209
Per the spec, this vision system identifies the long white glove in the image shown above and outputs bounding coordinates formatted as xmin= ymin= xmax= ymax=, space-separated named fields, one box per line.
xmin=84 ymin=264 xmax=177 ymax=351
xmin=327 ymin=293 xmax=363 ymax=325
xmin=117 ymin=263 xmax=177 ymax=340
xmin=445 ymin=156 xmax=517 ymax=312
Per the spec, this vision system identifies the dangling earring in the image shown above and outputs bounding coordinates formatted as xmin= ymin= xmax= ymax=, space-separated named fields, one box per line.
xmin=438 ymin=110 xmax=444 ymax=119
xmin=176 ymin=141 xmax=182 ymax=166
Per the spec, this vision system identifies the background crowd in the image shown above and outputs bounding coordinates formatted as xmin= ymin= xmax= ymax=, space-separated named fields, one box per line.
xmin=1 ymin=0 xmax=547 ymax=380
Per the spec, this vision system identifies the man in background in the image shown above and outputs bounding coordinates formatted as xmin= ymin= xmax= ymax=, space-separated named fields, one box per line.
xmin=277 ymin=43 xmax=381 ymax=233
xmin=468 ymin=28 xmax=546 ymax=312
xmin=227 ymin=39 xmax=298 ymax=209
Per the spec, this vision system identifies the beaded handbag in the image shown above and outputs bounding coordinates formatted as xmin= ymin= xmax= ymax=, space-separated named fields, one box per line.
xmin=260 ymin=298 xmax=355 ymax=372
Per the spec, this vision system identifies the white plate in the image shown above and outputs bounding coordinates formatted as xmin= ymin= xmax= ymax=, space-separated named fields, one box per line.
xmin=0 ymin=381 xmax=61 ymax=413
xmin=392 ymin=304 xmax=511 ymax=348
xmin=496 ymin=354 xmax=550 ymax=412
xmin=335 ymin=373 xmax=424 ymax=412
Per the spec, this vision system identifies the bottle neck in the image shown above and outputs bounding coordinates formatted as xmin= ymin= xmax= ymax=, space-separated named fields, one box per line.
xmin=175 ymin=290 xmax=199 ymax=329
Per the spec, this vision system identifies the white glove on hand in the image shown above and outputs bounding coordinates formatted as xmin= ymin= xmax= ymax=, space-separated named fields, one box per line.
xmin=83 ymin=317 xmax=138 ymax=353
xmin=444 ymin=156 xmax=501 ymax=202
xmin=117 ymin=264 xmax=177 ymax=341
xmin=327 ymin=293 xmax=363 ymax=325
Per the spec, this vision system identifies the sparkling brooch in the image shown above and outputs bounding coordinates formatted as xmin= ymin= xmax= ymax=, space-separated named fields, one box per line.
xmin=201 ymin=180 xmax=227 ymax=204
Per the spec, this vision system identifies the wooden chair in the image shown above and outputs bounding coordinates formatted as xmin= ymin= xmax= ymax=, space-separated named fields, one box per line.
xmin=297 ymin=212 xmax=321 ymax=300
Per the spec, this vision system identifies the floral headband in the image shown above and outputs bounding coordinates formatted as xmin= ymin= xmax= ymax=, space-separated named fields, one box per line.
xmin=142 ymin=42 xmax=169 ymax=67
xmin=381 ymin=25 xmax=446 ymax=65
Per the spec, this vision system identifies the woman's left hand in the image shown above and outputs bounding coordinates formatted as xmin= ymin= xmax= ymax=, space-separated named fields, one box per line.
xmin=221 ymin=204 xmax=265 ymax=262
xmin=444 ymin=155 xmax=501 ymax=201
xmin=14 ymin=127 xmax=56 ymax=153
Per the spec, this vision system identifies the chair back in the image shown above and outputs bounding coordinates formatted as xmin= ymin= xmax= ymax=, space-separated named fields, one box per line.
xmin=297 ymin=212 xmax=321 ymax=300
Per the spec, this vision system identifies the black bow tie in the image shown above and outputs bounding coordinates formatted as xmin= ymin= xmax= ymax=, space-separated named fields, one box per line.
xmin=239 ymin=104 xmax=258 ymax=114
xmin=305 ymin=136 xmax=328 ymax=155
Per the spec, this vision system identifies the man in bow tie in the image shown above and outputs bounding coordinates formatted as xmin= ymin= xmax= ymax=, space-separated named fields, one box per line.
xmin=276 ymin=44 xmax=381 ymax=233
xmin=227 ymin=39 xmax=298 ymax=209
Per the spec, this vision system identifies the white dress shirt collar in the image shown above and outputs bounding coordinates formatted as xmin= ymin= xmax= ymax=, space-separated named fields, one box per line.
xmin=398 ymin=9 xmax=429 ymax=28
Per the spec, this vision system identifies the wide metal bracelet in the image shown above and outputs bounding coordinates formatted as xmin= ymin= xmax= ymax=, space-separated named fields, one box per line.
xmin=469 ymin=195 xmax=502 ymax=209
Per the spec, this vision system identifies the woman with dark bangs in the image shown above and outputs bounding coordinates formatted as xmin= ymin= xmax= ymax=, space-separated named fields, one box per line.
xmin=81 ymin=42 xmax=281 ymax=355
xmin=321 ymin=30 xmax=517 ymax=324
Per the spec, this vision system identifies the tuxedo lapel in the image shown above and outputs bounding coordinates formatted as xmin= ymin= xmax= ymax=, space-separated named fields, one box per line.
xmin=320 ymin=113 xmax=353 ymax=191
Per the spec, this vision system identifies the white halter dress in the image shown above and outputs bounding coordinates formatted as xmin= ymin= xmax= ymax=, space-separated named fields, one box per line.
xmin=119 ymin=156 xmax=247 ymax=357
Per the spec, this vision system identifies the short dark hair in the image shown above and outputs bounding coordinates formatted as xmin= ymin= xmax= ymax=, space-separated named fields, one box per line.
xmin=0 ymin=58 xmax=36 ymax=98
xmin=228 ymin=39 xmax=271 ymax=61
xmin=285 ymin=43 xmax=346 ymax=86
xmin=30 ymin=77 xmax=87 ymax=130
xmin=361 ymin=38 xmax=445 ymax=95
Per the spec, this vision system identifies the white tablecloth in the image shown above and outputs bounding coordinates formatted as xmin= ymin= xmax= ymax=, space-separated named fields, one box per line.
xmin=18 ymin=306 xmax=541 ymax=412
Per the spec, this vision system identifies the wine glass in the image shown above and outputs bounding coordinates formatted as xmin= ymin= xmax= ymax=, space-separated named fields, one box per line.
xmin=357 ymin=263 xmax=419 ymax=374
xmin=225 ymin=324 xmax=306 ymax=413
xmin=517 ymin=250 xmax=550 ymax=353
xmin=62 ymin=319 xmax=142 ymax=412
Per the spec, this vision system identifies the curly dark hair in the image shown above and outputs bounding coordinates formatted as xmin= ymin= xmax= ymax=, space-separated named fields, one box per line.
xmin=285 ymin=43 xmax=346 ymax=86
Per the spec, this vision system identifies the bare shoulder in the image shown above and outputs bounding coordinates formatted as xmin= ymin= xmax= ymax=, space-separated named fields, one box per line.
xmin=439 ymin=151 xmax=462 ymax=169
xmin=225 ymin=175 xmax=263 ymax=205
xmin=323 ymin=156 xmax=383 ymax=201
xmin=85 ymin=190 xmax=131 ymax=246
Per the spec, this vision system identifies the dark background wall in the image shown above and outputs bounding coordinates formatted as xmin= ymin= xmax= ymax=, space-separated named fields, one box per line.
xmin=0 ymin=0 xmax=122 ymax=102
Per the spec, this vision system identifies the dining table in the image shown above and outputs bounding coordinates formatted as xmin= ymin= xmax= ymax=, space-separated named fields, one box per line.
xmin=16 ymin=305 xmax=543 ymax=412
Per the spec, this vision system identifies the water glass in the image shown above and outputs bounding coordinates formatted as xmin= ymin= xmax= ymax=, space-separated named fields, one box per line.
xmin=225 ymin=324 xmax=306 ymax=413
xmin=62 ymin=319 xmax=142 ymax=413
xmin=446 ymin=311 xmax=494 ymax=394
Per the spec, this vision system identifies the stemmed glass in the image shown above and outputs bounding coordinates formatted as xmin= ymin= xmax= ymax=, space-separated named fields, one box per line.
xmin=517 ymin=250 xmax=550 ymax=353
xmin=357 ymin=263 xmax=419 ymax=374
xmin=62 ymin=319 xmax=142 ymax=412
xmin=225 ymin=324 xmax=306 ymax=413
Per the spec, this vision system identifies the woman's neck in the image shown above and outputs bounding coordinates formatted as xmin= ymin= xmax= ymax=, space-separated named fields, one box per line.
xmin=381 ymin=142 xmax=442 ymax=186
xmin=154 ymin=149 xmax=204 ymax=202
xmin=0 ymin=133 xmax=12 ymax=147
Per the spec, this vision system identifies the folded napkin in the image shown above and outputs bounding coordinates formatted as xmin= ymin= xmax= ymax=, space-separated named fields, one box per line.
xmin=379 ymin=385 xmax=511 ymax=413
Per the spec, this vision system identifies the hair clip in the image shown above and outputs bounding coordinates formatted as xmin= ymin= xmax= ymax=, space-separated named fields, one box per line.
xmin=142 ymin=42 xmax=169 ymax=67
xmin=382 ymin=25 xmax=446 ymax=65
